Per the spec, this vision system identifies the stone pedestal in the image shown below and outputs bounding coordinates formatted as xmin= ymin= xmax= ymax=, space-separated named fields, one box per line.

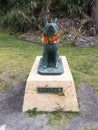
xmin=23 ymin=56 xmax=79 ymax=112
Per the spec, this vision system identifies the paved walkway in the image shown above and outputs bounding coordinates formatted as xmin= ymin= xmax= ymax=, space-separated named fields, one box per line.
xmin=0 ymin=82 xmax=98 ymax=130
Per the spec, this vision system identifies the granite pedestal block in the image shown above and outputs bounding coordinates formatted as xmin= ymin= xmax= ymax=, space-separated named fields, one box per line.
xmin=23 ymin=56 xmax=79 ymax=112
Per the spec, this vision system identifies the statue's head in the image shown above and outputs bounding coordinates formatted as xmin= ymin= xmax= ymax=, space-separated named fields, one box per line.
xmin=44 ymin=18 xmax=58 ymax=38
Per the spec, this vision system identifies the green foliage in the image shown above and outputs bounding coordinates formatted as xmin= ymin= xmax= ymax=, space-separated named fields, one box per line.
xmin=0 ymin=0 xmax=94 ymax=32
xmin=0 ymin=0 xmax=45 ymax=32
xmin=62 ymin=29 xmax=69 ymax=35
xmin=47 ymin=107 xmax=68 ymax=126
xmin=47 ymin=108 xmax=80 ymax=126
xmin=26 ymin=108 xmax=38 ymax=117
xmin=1 ymin=10 xmax=32 ymax=32
xmin=51 ymin=0 xmax=94 ymax=17
xmin=66 ymin=0 xmax=94 ymax=17
xmin=72 ymin=72 xmax=81 ymax=88
xmin=66 ymin=0 xmax=78 ymax=17
xmin=70 ymin=40 xmax=77 ymax=47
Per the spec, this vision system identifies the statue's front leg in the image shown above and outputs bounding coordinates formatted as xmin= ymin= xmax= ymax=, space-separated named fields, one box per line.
xmin=54 ymin=51 xmax=59 ymax=68
xmin=43 ymin=44 xmax=48 ymax=69
xmin=54 ymin=43 xmax=59 ymax=68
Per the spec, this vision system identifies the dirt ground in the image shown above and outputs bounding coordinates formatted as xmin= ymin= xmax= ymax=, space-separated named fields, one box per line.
xmin=0 ymin=82 xmax=98 ymax=130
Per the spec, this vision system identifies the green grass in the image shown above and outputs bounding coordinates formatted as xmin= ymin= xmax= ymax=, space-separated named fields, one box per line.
xmin=60 ymin=47 xmax=98 ymax=90
xmin=47 ymin=110 xmax=80 ymax=126
xmin=26 ymin=107 xmax=80 ymax=126
xmin=85 ymin=128 xmax=98 ymax=130
xmin=0 ymin=32 xmax=98 ymax=92
xmin=26 ymin=107 xmax=38 ymax=117
xmin=0 ymin=32 xmax=42 ymax=91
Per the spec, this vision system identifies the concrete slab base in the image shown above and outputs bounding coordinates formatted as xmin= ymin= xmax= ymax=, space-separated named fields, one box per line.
xmin=23 ymin=56 xmax=79 ymax=112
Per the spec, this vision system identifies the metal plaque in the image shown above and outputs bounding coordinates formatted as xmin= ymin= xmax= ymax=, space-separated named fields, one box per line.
xmin=37 ymin=87 xmax=63 ymax=93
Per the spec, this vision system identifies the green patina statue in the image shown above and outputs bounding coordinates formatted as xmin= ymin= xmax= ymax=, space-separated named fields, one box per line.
xmin=37 ymin=18 xmax=64 ymax=75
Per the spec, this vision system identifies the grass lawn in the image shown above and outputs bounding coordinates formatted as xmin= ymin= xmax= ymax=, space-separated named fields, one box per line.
xmin=0 ymin=32 xmax=98 ymax=91
xmin=85 ymin=128 xmax=98 ymax=130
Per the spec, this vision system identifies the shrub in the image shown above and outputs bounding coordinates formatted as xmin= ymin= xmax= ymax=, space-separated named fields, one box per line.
xmin=66 ymin=0 xmax=94 ymax=17
xmin=0 ymin=0 xmax=45 ymax=33
xmin=1 ymin=9 xmax=35 ymax=33
xmin=0 ymin=0 xmax=95 ymax=33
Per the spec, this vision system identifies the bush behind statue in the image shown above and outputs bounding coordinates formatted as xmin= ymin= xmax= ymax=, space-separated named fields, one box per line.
xmin=1 ymin=10 xmax=32 ymax=32
xmin=0 ymin=0 xmax=94 ymax=33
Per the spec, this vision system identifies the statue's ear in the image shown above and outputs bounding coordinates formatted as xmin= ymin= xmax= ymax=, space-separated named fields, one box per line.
xmin=54 ymin=18 xmax=58 ymax=25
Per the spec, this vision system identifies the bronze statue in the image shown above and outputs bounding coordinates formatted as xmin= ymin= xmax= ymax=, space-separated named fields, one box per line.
xmin=37 ymin=18 xmax=64 ymax=75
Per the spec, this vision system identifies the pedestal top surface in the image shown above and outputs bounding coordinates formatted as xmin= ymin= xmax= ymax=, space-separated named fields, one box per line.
xmin=28 ymin=56 xmax=73 ymax=82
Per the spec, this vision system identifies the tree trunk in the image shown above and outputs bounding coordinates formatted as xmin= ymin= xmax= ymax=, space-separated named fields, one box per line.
xmin=95 ymin=0 xmax=98 ymax=33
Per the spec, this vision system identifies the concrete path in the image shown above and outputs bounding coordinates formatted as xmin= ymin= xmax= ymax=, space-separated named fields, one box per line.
xmin=0 ymin=82 xmax=98 ymax=130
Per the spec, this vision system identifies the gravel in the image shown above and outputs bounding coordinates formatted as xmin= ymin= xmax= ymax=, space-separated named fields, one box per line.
xmin=0 ymin=82 xmax=98 ymax=130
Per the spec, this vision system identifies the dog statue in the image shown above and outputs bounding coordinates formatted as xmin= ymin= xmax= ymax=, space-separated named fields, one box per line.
xmin=42 ymin=18 xmax=60 ymax=68
xmin=37 ymin=18 xmax=64 ymax=75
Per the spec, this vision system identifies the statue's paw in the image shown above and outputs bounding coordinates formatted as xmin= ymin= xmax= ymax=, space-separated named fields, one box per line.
xmin=43 ymin=65 xmax=47 ymax=69
xmin=55 ymin=64 xmax=59 ymax=69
